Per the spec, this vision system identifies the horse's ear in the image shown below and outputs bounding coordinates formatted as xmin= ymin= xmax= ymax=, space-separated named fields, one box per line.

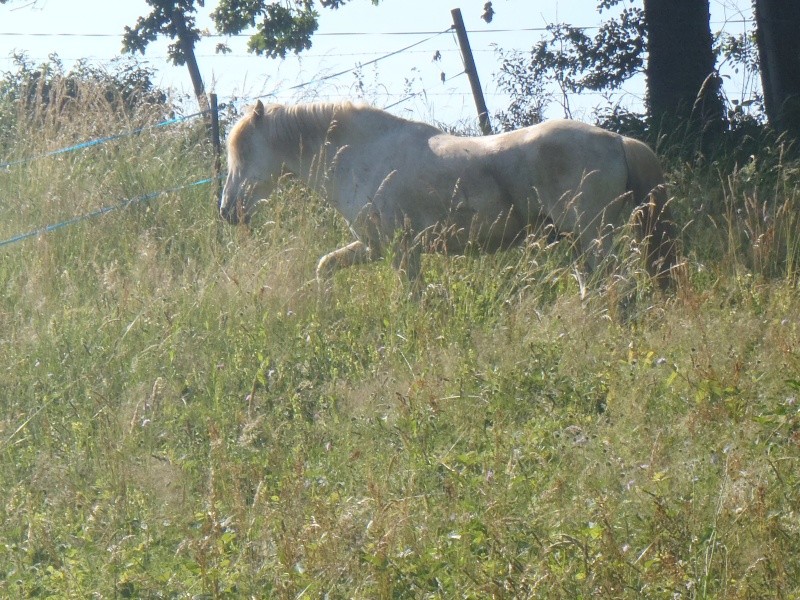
xmin=253 ymin=99 xmax=264 ymax=118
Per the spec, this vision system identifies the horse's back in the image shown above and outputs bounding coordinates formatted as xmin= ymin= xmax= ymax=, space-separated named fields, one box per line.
xmin=475 ymin=120 xmax=628 ymax=223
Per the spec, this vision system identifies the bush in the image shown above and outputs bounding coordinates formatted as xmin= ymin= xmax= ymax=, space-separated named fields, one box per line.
xmin=0 ymin=53 xmax=170 ymax=151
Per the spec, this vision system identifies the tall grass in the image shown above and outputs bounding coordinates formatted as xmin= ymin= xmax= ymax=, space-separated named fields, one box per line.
xmin=1 ymin=87 xmax=800 ymax=598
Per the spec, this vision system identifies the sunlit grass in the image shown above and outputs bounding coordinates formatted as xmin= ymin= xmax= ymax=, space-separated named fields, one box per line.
xmin=1 ymin=92 xmax=799 ymax=597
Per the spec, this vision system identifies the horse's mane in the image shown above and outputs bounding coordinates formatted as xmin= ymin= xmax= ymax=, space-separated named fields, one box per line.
xmin=268 ymin=102 xmax=351 ymax=145
xmin=228 ymin=101 xmax=439 ymax=163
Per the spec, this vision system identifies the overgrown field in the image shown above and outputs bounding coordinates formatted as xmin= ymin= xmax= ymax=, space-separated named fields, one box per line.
xmin=1 ymin=98 xmax=800 ymax=599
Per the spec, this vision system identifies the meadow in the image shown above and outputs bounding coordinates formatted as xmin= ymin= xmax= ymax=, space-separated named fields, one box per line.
xmin=1 ymin=90 xmax=799 ymax=599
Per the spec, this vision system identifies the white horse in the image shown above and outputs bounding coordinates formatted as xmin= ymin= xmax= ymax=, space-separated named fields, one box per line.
xmin=220 ymin=100 xmax=675 ymax=287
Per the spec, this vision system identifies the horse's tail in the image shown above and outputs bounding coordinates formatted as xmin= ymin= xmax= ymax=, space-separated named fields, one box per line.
xmin=621 ymin=137 xmax=677 ymax=288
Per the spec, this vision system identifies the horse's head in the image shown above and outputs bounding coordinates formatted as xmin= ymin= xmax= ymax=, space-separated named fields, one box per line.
xmin=220 ymin=100 xmax=283 ymax=224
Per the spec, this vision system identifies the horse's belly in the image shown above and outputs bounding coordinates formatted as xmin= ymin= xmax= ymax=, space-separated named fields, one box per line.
xmin=334 ymin=156 xmax=527 ymax=251
xmin=417 ymin=170 xmax=526 ymax=251
xmin=450 ymin=206 xmax=526 ymax=251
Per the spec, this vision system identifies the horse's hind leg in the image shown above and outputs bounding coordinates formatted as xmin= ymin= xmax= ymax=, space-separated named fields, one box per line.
xmin=316 ymin=240 xmax=373 ymax=283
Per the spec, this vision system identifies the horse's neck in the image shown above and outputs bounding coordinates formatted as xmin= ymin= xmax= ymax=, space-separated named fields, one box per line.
xmin=276 ymin=104 xmax=344 ymax=185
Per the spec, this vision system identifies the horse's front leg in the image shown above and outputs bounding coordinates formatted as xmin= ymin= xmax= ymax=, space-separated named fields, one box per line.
xmin=392 ymin=217 xmax=423 ymax=284
xmin=316 ymin=240 xmax=374 ymax=283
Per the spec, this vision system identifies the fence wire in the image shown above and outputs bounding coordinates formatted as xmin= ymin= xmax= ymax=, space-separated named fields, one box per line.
xmin=0 ymin=27 xmax=454 ymax=247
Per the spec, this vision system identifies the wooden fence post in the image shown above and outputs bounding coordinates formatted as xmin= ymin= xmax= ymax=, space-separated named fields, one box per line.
xmin=451 ymin=7 xmax=492 ymax=135
xmin=209 ymin=93 xmax=222 ymax=202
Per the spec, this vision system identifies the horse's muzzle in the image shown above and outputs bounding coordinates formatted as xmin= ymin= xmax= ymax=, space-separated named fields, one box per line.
xmin=219 ymin=194 xmax=250 ymax=225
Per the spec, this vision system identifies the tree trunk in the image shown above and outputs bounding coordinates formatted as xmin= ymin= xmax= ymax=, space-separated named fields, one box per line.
xmin=171 ymin=9 xmax=209 ymax=114
xmin=755 ymin=0 xmax=800 ymax=141
xmin=643 ymin=0 xmax=723 ymax=155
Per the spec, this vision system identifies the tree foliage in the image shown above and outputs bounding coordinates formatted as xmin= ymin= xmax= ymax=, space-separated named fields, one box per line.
xmin=123 ymin=0 xmax=205 ymax=67
xmin=495 ymin=1 xmax=645 ymax=129
xmin=123 ymin=1 xmax=380 ymax=64
xmin=211 ymin=0 xmax=379 ymax=58
xmin=212 ymin=0 xmax=315 ymax=59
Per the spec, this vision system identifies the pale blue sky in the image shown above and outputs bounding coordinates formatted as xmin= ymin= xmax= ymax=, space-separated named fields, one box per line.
xmin=0 ymin=0 xmax=754 ymax=127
